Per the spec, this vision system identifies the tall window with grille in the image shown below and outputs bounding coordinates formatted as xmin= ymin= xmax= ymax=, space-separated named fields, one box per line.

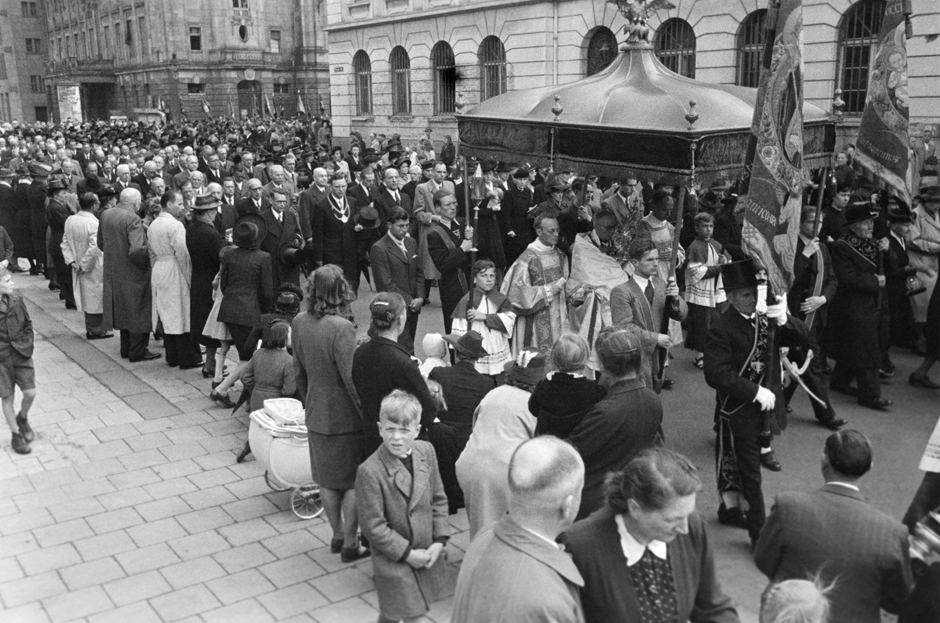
xmin=353 ymin=50 xmax=372 ymax=116
xmin=390 ymin=46 xmax=411 ymax=115
xmin=654 ymin=18 xmax=696 ymax=78
xmin=587 ymin=27 xmax=618 ymax=76
xmin=479 ymin=36 xmax=507 ymax=101
xmin=189 ymin=26 xmax=202 ymax=52
xmin=838 ymin=0 xmax=886 ymax=115
xmin=736 ymin=10 xmax=767 ymax=87
xmin=269 ymin=30 xmax=281 ymax=54
xmin=25 ymin=38 xmax=41 ymax=54
xmin=30 ymin=75 xmax=44 ymax=93
xmin=431 ymin=41 xmax=456 ymax=115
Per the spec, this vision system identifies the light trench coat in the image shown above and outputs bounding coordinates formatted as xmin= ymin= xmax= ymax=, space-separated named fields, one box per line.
xmin=909 ymin=205 xmax=940 ymax=323
xmin=61 ymin=210 xmax=104 ymax=314
xmin=147 ymin=212 xmax=192 ymax=334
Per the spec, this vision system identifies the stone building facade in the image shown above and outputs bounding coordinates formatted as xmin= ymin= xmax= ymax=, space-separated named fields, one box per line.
xmin=0 ymin=0 xmax=51 ymax=123
xmin=43 ymin=0 xmax=330 ymax=122
xmin=324 ymin=0 xmax=940 ymax=151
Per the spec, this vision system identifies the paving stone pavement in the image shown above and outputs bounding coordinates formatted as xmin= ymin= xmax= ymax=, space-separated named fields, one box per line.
xmin=0 ymin=273 xmax=761 ymax=623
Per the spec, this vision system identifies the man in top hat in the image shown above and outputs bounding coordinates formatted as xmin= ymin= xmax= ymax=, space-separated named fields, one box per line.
xmin=99 ymin=188 xmax=159 ymax=362
xmin=884 ymin=198 xmax=922 ymax=362
xmin=908 ymin=174 xmax=940 ymax=355
xmin=823 ymin=202 xmax=893 ymax=410
xmin=148 ymin=188 xmax=202 ymax=370
xmin=259 ymin=189 xmax=303 ymax=288
xmin=45 ymin=176 xmax=76 ymax=310
xmin=704 ymin=258 xmax=810 ymax=545
xmin=429 ymin=330 xmax=497 ymax=513
xmin=782 ymin=205 xmax=846 ymax=431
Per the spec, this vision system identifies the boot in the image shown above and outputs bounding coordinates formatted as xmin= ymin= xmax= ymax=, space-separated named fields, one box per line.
xmin=235 ymin=440 xmax=252 ymax=463
xmin=11 ymin=433 xmax=31 ymax=455
xmin=15 ymin=414 xmax=34 ymax=443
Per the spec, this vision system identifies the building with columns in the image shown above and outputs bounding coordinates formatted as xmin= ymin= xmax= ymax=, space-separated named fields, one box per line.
xmin=324 ymin=0 xmax=940 ymax=151
xmin=43 ymin=0 xmax=330 ymax=122
xmin=0 ymin=0 xmax=51 ymax=123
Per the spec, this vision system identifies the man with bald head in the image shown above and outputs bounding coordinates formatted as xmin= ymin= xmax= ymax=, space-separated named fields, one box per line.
xmin=453 ymin=436 xmax=586 ymax=623
xmin=98 ymin=188 xmax=158 ymax=362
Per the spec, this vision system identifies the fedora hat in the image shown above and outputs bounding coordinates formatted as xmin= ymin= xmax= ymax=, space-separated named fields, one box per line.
xmin=720 ymin=259 xmax=760 ymax=291
xmin=280 ymin=232 xmax=308 ymax=265
xmin=502 ymin=348 xmax=549 ymax=388
xmin=886 ymin=196 xmax=915 ymax=223
xmin=46 ymin=176 xmax=69 ymax=194
xmin=355 ymin=206 xmax=381 ymax=230
xmin=233 ymin=213 xmax=267 ymax=249
xmin=843 ymin=202 xmax=879 ymax=226
xmin=443 ymin=330 xmax=489 ymax=360
xmin=698 ymin=190 xmax=722 ymax=211
xmin=192 ymin=192 xmax=221 ymax=211
xmin=919 ymin=175 xmax=940 ymax=200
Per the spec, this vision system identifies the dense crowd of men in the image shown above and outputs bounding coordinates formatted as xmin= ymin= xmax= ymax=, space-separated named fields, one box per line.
xmin=0 ymin=115 xmax=939 ymax=622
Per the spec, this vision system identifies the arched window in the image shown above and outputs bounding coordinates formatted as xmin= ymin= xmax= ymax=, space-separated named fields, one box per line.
xmin=586 ymin=27 xmax=618 ymax=76
xmin=431 ymin=41 xmax=456 ymax=115
xmin=838 ymin=0 xmax=886 ymax=115
xmin=352 ymin=50 xmax=372 ymax=115
xmin=736 ymin=9 xmax=767 ymax=87
xmin=479 ymin=36 xmax=507 ymax=101
xmin=654 ymin=18 xmax=696 ymax=78
xmin=390 ymin=46 xmax=411 ymax=115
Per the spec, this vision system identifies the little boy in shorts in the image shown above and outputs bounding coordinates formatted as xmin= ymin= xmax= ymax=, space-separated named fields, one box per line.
xmin=0 ymin=266 xmax=37 ymax=454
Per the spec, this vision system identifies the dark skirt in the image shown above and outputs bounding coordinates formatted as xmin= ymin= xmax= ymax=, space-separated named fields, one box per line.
xmin=685 ymin=303 xmax=716 ymax=352
xmin=226 ymin=323 xmax=256 ymax=361
xmin=308 ymin=431 xmax=363 ymax=490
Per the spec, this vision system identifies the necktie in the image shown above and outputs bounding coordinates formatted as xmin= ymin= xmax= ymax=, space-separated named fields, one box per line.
xmin=644 ymin=281 xmax=654 ymax=307
xmin=393 ymin=191 xmax=400 ymax=204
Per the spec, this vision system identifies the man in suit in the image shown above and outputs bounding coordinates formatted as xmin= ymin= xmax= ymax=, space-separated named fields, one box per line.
xmin=415 ymin=162 xmax=457 ymax=292
xmin=261 ymin=165 xmax=296 ymax=206
xmin=453 ymin=436 xmax=585 ymax=623
xmin=98 ymin=188 xmax=158 ymax=362
xmin=500 ymin=167 xmax=536 ymax=267
xmin=312 ymin=174 xmax=360 ymax=292
xmin=601 ymin=175 xmax=644 ymax=244
xmin=259 ymin=190 xmax=302 ymax=288
xmin=172 ymin=155 xmax=198 ymax=190
xmin=370 ymin=207 xmax=424 ymax=354
xmin=236 ymin=178 xmax=270 ymax=217
xmin=131 ymin=161 xmax=158 ymax=198
xmin=216 ymin=178 xmax=239 ymax=238
xmin=783 ymin=205 xmax=846 ymax=429
xmin=755 ymin=430 xmax=912 ymax=623
xmin=373 ymin=167 xmax=413 ymax=227
xmin=113 ymin=164 xmax=141 ymax=196
xmin=427 ymin=191 xmax=472 ymax=334
xmin=297 ymin=167 xmax=329 ymax=245
xmin=204 ymin=153 xmax=229 ymax=187
xmin=566 ymin=328 xmax=663 ymax=519
xmin=611 ymin=237 xmax=688 ymax=392
xmin=704 ymin=259 xmax=810 ymax=544
xmin=347 ymin=168 xmax=376 ymax=214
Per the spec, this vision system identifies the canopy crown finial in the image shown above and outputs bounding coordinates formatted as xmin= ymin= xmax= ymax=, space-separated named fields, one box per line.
xmin=608 ymin=0 xmax=676 ymax=43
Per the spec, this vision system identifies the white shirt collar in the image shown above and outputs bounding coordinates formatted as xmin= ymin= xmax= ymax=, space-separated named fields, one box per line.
xmin=615 ymin=514 xmax=667 ymax=566
xmin=633 ymin=273 xmax=651 ymax=290
xmin=826 ymin=481 xmax=860 ymax=492
xmin=799 ymin=234 xmax=814 ymax=246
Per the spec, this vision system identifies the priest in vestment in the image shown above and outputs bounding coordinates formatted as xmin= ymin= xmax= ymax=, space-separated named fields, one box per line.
xmin=501 ymin=214 xmax=569 ymax=356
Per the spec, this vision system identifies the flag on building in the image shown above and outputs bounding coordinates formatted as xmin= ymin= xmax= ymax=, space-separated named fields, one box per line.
xmin=854 ymin=0 xmax=913 ymax=204
xmin=228 ymin=96 xmax=235 ymax=119
xmin=297 ymin=93 xmax=306 ymax=115
xmin=739 ymin=0 xmax=805 ymax=296
xmin=201 ymin=97 xmax=211 ymax=117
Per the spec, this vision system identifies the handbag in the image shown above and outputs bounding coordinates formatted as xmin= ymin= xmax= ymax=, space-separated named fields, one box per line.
xmin=906 ymin=274 xmax=927 ymax=297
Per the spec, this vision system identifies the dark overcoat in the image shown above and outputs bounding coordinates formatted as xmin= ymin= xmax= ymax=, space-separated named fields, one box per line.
xmin=822 ymin=238 xmax=882 ymax=368
xmin=259 ymin=207 xmax=302 ymax=288
xmin=98 ymin=206 xmax=152 ymax=333
xmin=312 ymin=194 xmax=359 ymax=288
xmin=218 ymin=246 xmax=274 ymax=328
xmin=27 ymin=181 xmax=47 ymax=261
xmin=185 ymin=220 xmax=224 ymax=345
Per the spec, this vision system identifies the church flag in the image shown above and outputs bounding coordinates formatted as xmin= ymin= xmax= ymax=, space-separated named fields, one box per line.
xmin=854 ymin=0 xmax=913 ymax=204
xmin=739 ymin=0 xmax=805 ymax=296
xmin=201 ymin=97 xmax=211 ymax=117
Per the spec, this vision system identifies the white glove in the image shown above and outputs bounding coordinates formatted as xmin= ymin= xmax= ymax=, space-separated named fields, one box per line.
xmin=754 ymin=386 xmax=776 ymax=411
xmin=766 ymin=293 xmax=788 ymax=326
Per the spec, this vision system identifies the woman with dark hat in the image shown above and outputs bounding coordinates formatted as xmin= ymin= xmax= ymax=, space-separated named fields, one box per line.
xmin=186 ymin=193 xmax=226 ymax=379
xmin=456 ymin=348 xmax=546 ymax=538
xmin=823 ymin=203 xmax=893 ymax=410
xmin=292 ymin=265 xmax=369 ymax=563
xmin=352 ymin=292 xmax=439 ymax=457
xmin=211 ymin=213 xmax=274 ymax=407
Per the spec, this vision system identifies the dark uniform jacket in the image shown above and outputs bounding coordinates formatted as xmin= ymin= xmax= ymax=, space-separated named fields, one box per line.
xmin=822 ymin=237 xmax=883 ymax=369
xmin=788 ymin=238 xmax=838 ymax=340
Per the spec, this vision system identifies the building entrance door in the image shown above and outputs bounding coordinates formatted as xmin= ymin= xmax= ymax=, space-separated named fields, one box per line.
xmin=237 ymin=80 xmax=263 ymax=117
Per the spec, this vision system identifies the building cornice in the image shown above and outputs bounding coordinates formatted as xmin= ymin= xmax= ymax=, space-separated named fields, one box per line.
xmin=323 ymin=0 xmax=552 ymax=33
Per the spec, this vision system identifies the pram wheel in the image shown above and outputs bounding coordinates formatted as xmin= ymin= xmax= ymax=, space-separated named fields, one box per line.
xmin=291 ymin=483 xmax=323 ymax=519
xmin=265 ymin=470 xmax=291 ymax=492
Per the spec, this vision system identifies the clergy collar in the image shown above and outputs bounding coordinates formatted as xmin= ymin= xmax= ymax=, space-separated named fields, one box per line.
xmin=531 ymin=239 xmax=554 ymax=253
xmin=521 ymin=525 xmax=560 ymax=550
xmin=615 ymin=514 xmax=667 ymax=566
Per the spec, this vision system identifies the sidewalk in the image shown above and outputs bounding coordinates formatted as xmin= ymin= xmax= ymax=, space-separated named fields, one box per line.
xmin=0 ymin=273 xmax=759 ymax=623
